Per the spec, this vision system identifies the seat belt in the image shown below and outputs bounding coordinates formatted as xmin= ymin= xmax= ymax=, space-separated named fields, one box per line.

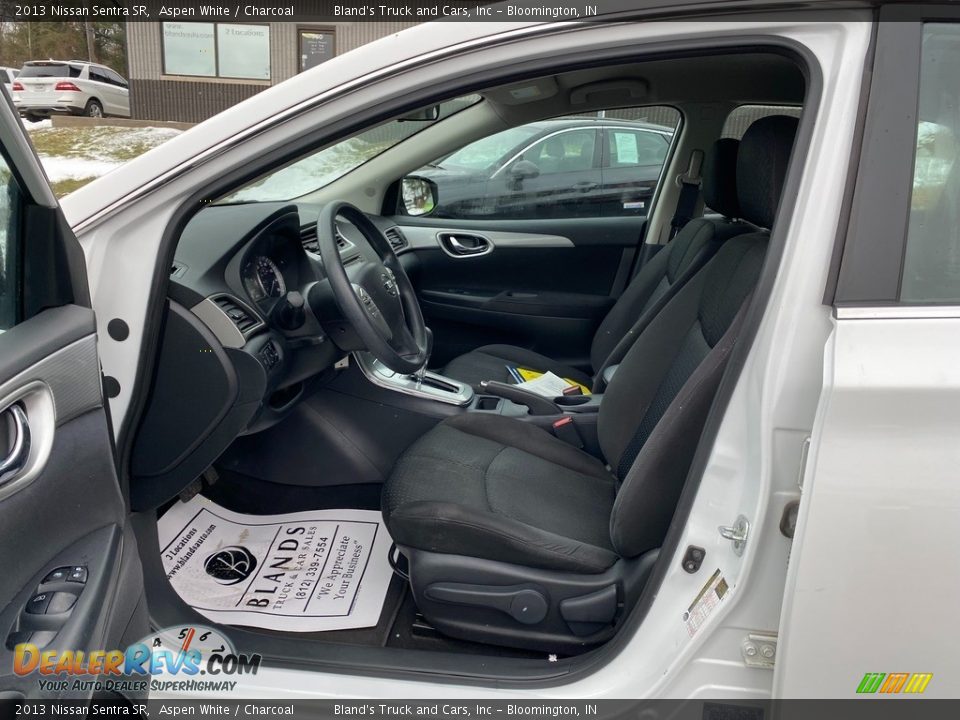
xmin=669 ymin=149 xmax=704 ymax=239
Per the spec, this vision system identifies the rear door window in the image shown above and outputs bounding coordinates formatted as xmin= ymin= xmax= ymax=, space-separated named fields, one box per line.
xmin=900 ymin=24 xmax=960 ymax=302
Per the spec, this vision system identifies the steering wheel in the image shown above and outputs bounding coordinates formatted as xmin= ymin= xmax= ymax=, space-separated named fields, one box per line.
xmin=311 ymin=202 xmax=428 ymax=375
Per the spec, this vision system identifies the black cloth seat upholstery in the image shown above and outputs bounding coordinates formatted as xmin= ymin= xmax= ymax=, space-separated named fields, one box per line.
xmin=383 ymin=117 xmax=799 ymax=579
xmin=385 ymin=413 xmax=619 ymax=573
xmin=441 ymin=138 xmax=749 ymax=389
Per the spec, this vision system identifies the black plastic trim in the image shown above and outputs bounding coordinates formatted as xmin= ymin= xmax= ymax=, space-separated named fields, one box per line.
xmin=833 ymin=8 xmax=923 ymax=304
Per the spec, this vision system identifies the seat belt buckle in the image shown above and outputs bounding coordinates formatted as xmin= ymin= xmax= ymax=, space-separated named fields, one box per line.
xmin=552 ymin=416 xmax=584 ymax=449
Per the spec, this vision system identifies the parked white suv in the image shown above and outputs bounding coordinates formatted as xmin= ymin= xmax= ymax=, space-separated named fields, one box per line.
xmin=0 ymin=67 xmax=19 ymax=95
xmin=12 ymin=60 xmax=130 ymax=121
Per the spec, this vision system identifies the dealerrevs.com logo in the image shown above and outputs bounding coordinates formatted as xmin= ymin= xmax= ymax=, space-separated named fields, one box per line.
xmin=205 ymin=546 xmax=258 ymax=585
xmin=13 ymin=625 xmax=261 ymax=695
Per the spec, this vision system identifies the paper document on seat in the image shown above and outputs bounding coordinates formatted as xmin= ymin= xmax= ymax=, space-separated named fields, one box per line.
xmin=514 ymin=370 xmax=577 ymax=398
xmin=158 ymin=496 xmax=394 ymax=632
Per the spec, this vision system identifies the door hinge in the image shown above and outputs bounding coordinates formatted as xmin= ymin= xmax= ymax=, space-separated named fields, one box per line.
xmin=718 ymin=514 xmax=750 ymax=556
xmin=741 ymin=632 xmax=777 ymax=668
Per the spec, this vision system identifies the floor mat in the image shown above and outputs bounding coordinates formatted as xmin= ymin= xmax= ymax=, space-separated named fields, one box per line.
xmin=158 ymin=495 xmax=395 ymax=632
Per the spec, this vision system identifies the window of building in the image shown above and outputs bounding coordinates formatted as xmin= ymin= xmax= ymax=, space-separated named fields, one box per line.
xmin=299 ymin=29 xmax=335 ymax=72
xmin=162 ymin=22 xmax=270 ymax=81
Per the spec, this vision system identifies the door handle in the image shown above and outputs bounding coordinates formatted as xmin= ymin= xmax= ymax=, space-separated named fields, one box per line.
xmin=0 ymin=405 xmax=31 ymax=485
xmin=438 ymin=233 xmax=492 ymax=258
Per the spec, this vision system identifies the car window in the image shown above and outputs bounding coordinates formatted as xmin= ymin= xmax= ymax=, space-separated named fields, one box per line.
xmin=105 ymin=68 xmax=127 ymax=87
xmin=441 ymin=126 xmax=539 ymax=171
xmin=0 ymin=152 xmax=21 ymax=330
xmin=605 ymin=129 xmax=669 ymax=167
xmin=18 ymin=63 xmax=82 ymax=79
xmin=411 ymin=106 xmax=680 ymax=220
xmin=901 ymin=24 xmax=960 ymax=302
xmin=0 ymin=71 xmax=8 ymax=84
xmin=222 ymin=95 xmax=480 ymax=203
xmin=518 ymin=128 xmax=598 ymax=174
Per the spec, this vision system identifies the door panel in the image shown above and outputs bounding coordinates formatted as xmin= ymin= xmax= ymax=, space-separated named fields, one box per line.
xmin=0 ymin=93 xmax=145 ymax=700
xmin=393 ymin=216 xmax=642 ymax=368
xmin=0 ymin=307 xmax=147 ymax=698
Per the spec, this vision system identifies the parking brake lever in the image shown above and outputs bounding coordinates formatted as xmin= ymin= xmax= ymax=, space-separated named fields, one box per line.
xmin=479 ymin=380 xmax=560 ymax=416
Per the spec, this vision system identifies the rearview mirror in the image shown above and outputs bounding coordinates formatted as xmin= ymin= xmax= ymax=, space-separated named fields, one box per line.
xmin=401 ymin=176 xmax=438 ymax=216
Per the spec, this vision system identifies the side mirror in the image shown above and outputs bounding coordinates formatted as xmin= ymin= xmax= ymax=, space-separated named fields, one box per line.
xmin=401 ymin=176 xmax=438 ymax=216
xmin=508 ymin=160 xmax=541 ymax=180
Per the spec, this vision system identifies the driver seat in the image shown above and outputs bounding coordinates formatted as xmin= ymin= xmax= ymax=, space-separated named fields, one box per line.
xmin=382 ymin=116 xmax=798 ymax=652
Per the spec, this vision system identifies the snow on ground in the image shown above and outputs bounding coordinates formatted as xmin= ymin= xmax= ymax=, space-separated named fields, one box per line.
xmin=226 ymin=137 xmax=391 ymax=202
xmin=19 ymin=119 xmax=182 ymax=196
xmin=38 ymin=155 xmax=124 ymax=183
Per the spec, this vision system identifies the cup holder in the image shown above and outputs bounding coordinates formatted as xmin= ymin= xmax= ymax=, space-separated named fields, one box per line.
xmin=474 ymin=396 xmax=502 ymax=411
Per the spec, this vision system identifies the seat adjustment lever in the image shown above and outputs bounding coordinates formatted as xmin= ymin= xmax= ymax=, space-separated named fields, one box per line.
xmin=424 ymin=582 xmax=548 ymax=625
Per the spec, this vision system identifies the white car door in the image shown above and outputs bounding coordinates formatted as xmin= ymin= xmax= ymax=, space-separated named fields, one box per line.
xmin=87 ymin=67 xmax=120 ymax=116
xmin=0 ymin=62 xmax=147 ymax=700
xmin=776 ymin=13 xmax=960 ymax=699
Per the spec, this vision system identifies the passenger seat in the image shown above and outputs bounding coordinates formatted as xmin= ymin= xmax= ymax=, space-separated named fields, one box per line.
xmin=442 ymin=138 xmax=751 ymax=390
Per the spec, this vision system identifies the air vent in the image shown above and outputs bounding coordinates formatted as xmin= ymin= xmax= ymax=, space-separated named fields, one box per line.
xmin=335 ymin=230 xmax=353 ymax=252
xmin=213 ymin=295 xmax=260 ymax=335
xmin=385 ymin=227 xmax=408 ymax=252
xmin=300 ymin=225 xmax=353 ymax=253
xmin=301 ymin=225 xmax=319 ymax=254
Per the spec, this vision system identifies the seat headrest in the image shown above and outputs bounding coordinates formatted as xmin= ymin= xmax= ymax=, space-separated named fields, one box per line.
xmin=702 ymin=138 xmax=741 ymax=219
xmin=736 ymin=115 xmax=799 ymax=228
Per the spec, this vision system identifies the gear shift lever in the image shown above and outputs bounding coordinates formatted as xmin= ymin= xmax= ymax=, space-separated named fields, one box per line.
xmin=414 ymin=327 xmax=434 ymax=389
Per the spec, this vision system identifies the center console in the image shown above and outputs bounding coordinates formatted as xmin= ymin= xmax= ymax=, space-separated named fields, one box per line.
xmin=354 ymin=352 xmax=474 ymax=406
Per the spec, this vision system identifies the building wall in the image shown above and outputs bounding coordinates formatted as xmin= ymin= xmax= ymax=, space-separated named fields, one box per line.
xmin=127 ymin=21 xmax=417 ymax=122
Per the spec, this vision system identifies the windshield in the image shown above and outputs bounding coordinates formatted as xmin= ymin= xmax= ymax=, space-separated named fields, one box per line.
xmin=19 ymin=63 xmax=81 ymax=78
xmin=223 ymin=95 xmax=480 ymax=203
xmin=439 ymin=126 xmax=539 ymax=171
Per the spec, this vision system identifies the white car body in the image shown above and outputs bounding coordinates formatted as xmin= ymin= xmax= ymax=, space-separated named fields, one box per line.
xmin=0 ymin=5 xmax=939 ymax=702
xmin=0 ymin=67 xmax=19 ymax=95
xmin=13 ymin=60 xmax=130 ymax=120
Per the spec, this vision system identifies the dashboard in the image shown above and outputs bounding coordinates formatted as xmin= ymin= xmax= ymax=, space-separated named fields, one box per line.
xmin=129 ymin=201 xmax=407 ymax=509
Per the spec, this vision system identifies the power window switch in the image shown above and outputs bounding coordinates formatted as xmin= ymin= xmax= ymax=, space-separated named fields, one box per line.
xmin=42 ymin=567 xmax=71 ymax=584
xmin=26 ymin=593 xmax=51 ymax=614
xmin=67 ymin=566 xmax=87 ymax=584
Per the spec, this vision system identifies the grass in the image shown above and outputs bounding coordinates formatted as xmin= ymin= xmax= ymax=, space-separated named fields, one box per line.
xmin=23 ymin=122 xmax=183 ymax=197
xmin=50 ymin=177 xmax=96 ymax=197
xmin=29 ymin=125 xmax=179 ymax=162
